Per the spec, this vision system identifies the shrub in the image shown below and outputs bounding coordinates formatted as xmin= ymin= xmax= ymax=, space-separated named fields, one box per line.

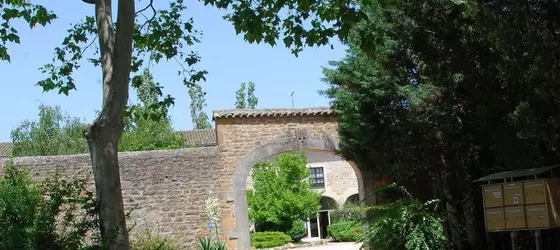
xmin=287 ymin=221 xmax=306 ymax=242
xmin=327 ymin=221 xmax=363 ymax=242
xmin=251 ymin=232 xmax=291 ymax=248
xmin=130 ymin=229 xmax=181 ymax=250
xmin=362 ymin=184 xmax=447 ymax=250
xmin=330 ymin=203 xmax=364 ymax=224
xmin=0 ymin=162 xmax=101 ymax=250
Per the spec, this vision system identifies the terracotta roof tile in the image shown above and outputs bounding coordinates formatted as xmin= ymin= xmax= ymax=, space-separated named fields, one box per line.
xmin=212 ymin=107 xmax=334 ymax=119
xmin=0 ymin=142 xmax=12 ymax=157
xmin=180 ymin=129 xmax=216 ymax=147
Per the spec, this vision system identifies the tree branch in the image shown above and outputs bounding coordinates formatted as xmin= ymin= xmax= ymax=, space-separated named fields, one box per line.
xmin=100 ymin=0 xmax=135 ymax=121
xmin=83 ymin=35 xmax=98 ymax=52
xmin=95 ymin=0 xmax=115 ymax=110
xmin=135 ymin=0 xmax=155 ymax=15
xmin=136 ymin=0 xmax=156 ymax=31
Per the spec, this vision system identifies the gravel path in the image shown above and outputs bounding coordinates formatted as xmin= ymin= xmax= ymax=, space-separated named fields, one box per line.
xmin=292 ymin=242 xmax=362 ymax=250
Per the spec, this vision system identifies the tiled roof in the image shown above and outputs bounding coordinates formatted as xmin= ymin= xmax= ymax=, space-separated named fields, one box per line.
xmin=0 ymin=142 xmax=12 ymax=157
xmin=0 ymin=129 xmax=217 ymax=156
xmin=213 ymin=107 xmax=334 ymax=119
xmin=181 ymin=129 xmax=216 ymax=147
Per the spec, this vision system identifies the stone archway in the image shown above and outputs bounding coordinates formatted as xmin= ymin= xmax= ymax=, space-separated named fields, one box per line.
xmin=231 ymin=135 xmax=367 ymax=250
xmin=345 ymin=193 xmax=360 ymax=205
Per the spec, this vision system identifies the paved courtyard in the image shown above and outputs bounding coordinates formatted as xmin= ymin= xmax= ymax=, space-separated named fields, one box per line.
xmin=294 ymin=242 xmax=362 ymax=250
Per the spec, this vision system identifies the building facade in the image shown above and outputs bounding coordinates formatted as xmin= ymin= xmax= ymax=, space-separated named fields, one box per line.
xmin=247 ymin=151 xmax=360 ymax=241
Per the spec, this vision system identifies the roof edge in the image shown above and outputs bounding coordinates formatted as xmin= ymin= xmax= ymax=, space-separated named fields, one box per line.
xmin=212 ymin=107 xmax=335 ymax=120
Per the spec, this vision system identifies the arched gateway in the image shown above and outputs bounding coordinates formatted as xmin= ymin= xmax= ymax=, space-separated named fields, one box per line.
xmin=1 ymin=107 xmax=377 ymax=250
xmin=214 ymin=108 xmax=376 ymax=249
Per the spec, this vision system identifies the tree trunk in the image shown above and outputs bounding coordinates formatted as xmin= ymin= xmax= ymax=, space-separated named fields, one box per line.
xmin=86 ymin=0 xmax=135 ymax=249
xmin=85 ymin=119 xmax=130 ymax=249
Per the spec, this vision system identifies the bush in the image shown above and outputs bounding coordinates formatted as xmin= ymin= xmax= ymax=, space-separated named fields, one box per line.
xmin=287 ymin=221 xmax=306 ymax=242
xmin=362 ymin=184 xmax=447 ymax=250
xmin=0 ymin=162 xmax=101 ymax=250
xmin=130 ymin=229 xmax=181 ymax=250
xmin=327 ymin=221 xmax=363 ymax=242
xmin=251 ymin=232 xmax=291 ymax=248
xmin=330 ymin=203 xmax=364 ymax=224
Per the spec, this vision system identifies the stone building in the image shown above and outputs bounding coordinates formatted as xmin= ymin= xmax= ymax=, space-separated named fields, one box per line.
xmin=0 ymin=108 xmax=377 ymax=250
xmin=247 ymin=151 xmax=360 ymax=240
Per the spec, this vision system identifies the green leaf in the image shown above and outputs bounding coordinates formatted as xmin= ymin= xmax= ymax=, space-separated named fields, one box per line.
xmin=0 ymin=46 xmax=10 ymax=62
xmin=283 ymin=37 xmax=293 ymax=47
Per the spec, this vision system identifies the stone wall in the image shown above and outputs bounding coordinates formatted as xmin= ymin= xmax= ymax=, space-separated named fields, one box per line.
xmin=0 ymin=108 xmax=373 ymax=250
xmin=1 ymin=147 xmax=223 ymax=247
xmin=309 ymin=160 xmax=359 ymax=206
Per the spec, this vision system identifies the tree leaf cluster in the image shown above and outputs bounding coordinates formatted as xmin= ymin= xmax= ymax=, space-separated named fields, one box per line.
xmin=247 ymin=152 xmax=321 ymax=233
xmin=235 ymin=81 xmax=258 ymax=109
xmin=323 ymin=1 xmax=560 ymax=249
xmin=0 ymin=0 xmax=56 ymax=62
xmin=0 ymin=162 xmax=101 ymax=250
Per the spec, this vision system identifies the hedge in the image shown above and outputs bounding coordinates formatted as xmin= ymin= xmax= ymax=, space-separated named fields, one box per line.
xmin=251 ymin=232 xmax=292 ymax=248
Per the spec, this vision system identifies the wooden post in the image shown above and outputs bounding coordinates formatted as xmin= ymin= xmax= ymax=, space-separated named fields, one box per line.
xmin=510 ymin=231 xmax=518 ymax=250
xmin=535 ymin=230 xmax=543 ymax=250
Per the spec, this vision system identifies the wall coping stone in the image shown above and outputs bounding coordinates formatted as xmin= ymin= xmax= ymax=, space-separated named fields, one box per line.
xmin=1 ymin=146 xmax=220 ymax=166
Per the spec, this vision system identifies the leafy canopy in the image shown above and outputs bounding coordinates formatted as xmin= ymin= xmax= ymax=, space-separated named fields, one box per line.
xmin=247 ymin=152 xmax=321 ymax=232
xmin=10 ymin=104 xmax=89 ymax=157
xmin=235 ymin=81 xmax=259 ymax=109
xmin=0 ymin=0 xmax=56 ymax=62
xmin=188 ymin=83 xmax=212 ymax=129
xmin=11 ymin=102 xmax=189 ymax=157
xmin=322 ymin=1 xmax=560 ymax=248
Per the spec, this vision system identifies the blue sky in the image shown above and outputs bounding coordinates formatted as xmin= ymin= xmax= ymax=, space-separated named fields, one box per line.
xmin=0 ymin=0 xmax=346 ymax=142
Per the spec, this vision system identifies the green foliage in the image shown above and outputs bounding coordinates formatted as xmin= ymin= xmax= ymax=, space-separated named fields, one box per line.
xmin=250 ymin=232 xmax=291 ymax=249
xmin=327 ymin=221 xmax=363 ymax=242
xmin=360 ymin=183 xmax=446 ymax=250
xmin=246 ymin=81 xmax=258 ymax=109
xmin=321 ymin=1 xmax=560 ymax=248
xmin=119 ymin=109 xmax=188 ymax=152
xmin=330 ymin=203 xmax=364 ymax=224
xmin=11 ymin=104 xmax=89 ymax=157
xmin=38 ymin=0 xmax=208 ymax=99
xmin=11 ymin=102 xmax=189 ymax=156
xmin=204 ymin=0 xmax=364 ymax=56
xmin=130 ymin=229 xmax=180 ymax=250
xmin=0 ymin=162 xmax=101 ymax=250
xmin=287 ymin=221 xmax=306 ymax=242
xmin=234 ymin=81 xmax=258 ymax=109
xmin=0 ymin=0 xmax=56 ymax=62
xmin=196 ymin=237 xmax=228 ymax=250
xmin=235 ymin=82 xmax=246 ymax=109
xmin=188 ymin=83 xmax=212 ymax=129
xmin=247 ymin=153 xmax=321 ymax=233
xmin=123 ymin=69 xmax=190 ymax=151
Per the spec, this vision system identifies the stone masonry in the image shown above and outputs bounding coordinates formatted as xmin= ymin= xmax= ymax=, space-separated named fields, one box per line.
xmin=0 ymin=108 xmax=377 ymax=250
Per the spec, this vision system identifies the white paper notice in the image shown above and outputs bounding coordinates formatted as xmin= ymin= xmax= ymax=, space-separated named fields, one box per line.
xmin=493 ymin=191 xmax=502 ymax=198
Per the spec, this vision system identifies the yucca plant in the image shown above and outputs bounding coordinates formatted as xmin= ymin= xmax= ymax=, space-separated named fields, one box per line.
xmin=197 ymin=238 xmax=213 ymax=250
xmin=212 ymin=240 xmax=228 ymax=250
xmin=197 ymin=237 xmax=228 ymax=250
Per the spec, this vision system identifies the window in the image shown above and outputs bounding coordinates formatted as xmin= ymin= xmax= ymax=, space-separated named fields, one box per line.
xmin=310 ymin=167 xmax=325 ymax=188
